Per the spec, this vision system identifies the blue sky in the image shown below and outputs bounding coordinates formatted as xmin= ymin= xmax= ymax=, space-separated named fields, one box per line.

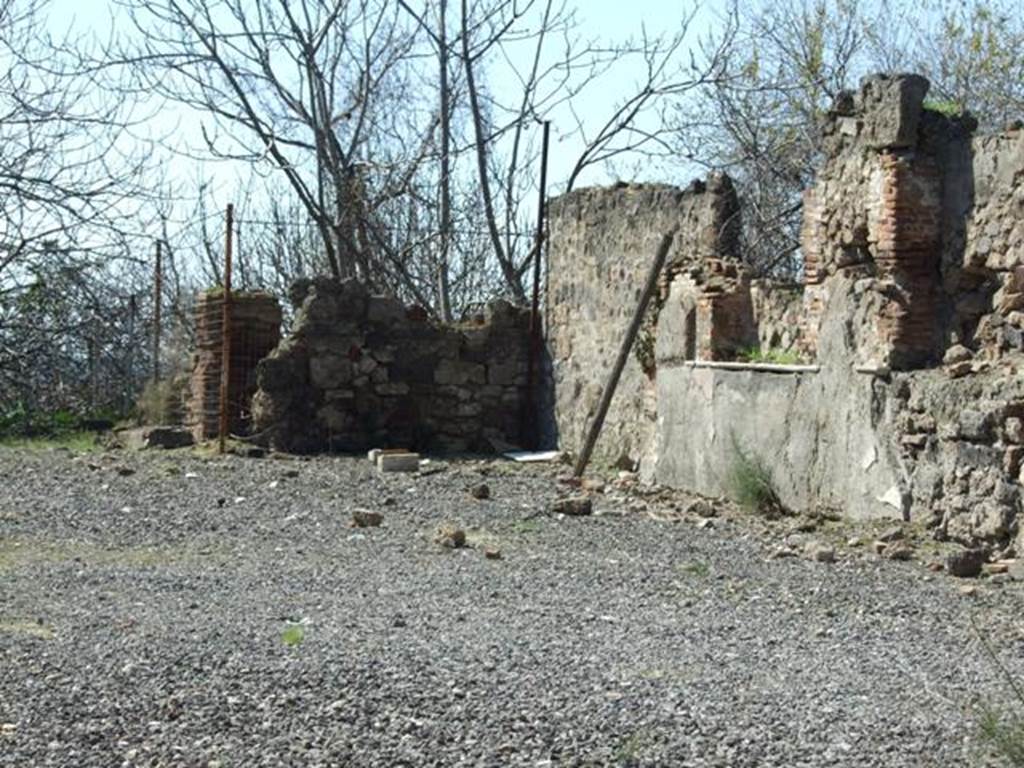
xmin=46 ymin=0 xmax=720 ymax=201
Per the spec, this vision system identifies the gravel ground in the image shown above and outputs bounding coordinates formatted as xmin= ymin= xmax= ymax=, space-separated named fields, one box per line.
xmin=2 ymin=445 xmax=1024 ymax=767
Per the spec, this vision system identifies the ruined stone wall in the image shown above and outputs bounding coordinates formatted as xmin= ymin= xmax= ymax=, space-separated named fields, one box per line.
xmin=549 ymin=73 xmax=1024 ymax=549
xmin=939 ymin=127 xmax=1024 ymax=357
xmin=545 ymin=177 xmax=741 ymax=467
xmin=186 ymin=291 xmax=282 ymax=440
xmin=749 ymin=281 xmax=806 ymax=356
xmin=651 ymin=74 xmax=1024 ymax=548
xmin=252 ymin=277 xmax=530 ymax=454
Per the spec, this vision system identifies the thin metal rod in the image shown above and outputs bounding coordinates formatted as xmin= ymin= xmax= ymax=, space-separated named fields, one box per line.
xmin=153 ymin=240 xmax=162 ymax=383
xmin=523 ymin=119 xmax=551 ymax=449
xmin=218 ymin=203 xmax=235 ymax=454
xmin=573 ymin=229 xmax=677 ymax=478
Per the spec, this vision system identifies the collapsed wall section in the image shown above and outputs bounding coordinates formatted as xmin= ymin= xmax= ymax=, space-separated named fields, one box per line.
xmin=544 ymin=177 xmax=741 ymax=468
xmin=251 ymin=277 xmax=530 ymax=454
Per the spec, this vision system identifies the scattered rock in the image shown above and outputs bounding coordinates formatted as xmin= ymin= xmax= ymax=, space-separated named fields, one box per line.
xmin=551 ymin=495 xmax=592 ymax=517
xmin=881 ymin=542 xmax=914 ymax=561
xmin=434 ymin=524 xmax=466 ymax=548
xmin=686 ymin=499 xmax=717 ymax=518
xmin=877 ymin=526 xmax=905 ymax=543
xmin=352 ymin=509 xmax=383 ymax=528
xmin=141 ymin=426 xmax=195 ymax=450
xmin=946 ymin=361 xmax=973 ymax=379
xmin=613 ymin=454 xmax=637 ymax=472
xmin=804 ymin=542 xmax=835 ymax=563
xmin=789 ymin=517 xmax=819 ymax=534
xmin=946 ymin=548 xmax=988 ymax=578
xmin=696 ymin=518 xmax=715 ymax=530
xmin=377 ymin=452 xmax=421 ymax=473
xmin=469 ymin=483 xmax=491 ymax=500
xmin=770 ymin=547 xmax=798 ymax=560
xmin=614 ymin=471 xmax=638 ymax=487
xmin=116 ymin=466 xmax=136 ymax=477
xmin=942 ymin=344 xmax=973 ymax=365
xmin=926 ymin=561 xmax=944 ymax=572
xmin=847 ymin=537 xmax=862 ymax=547
xmin=581 ymin=478 xmax=607 ymax=493
xmin=983 ymin=562 xmax=1009 ymax=575
xmin=483 ymin=547 xmax=502 ymax=560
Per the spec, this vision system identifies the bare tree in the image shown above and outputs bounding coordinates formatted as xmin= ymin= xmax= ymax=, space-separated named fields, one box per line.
xmin=0 ymin=0 xmax=155 ymax=424
xmin=676 ymin=0 xmax=870 ymax=279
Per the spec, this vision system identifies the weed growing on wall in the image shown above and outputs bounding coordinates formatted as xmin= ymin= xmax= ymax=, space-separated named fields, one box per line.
xmin=737 ymin=346 xmax=803 ymax=365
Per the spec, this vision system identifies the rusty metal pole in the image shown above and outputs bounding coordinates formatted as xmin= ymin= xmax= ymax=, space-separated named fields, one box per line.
xmin=573 ymin=229 xmax=677 ymax=478
xmin=523 ymin=119 xmax=551 ymax=449
xmin=153 ymin=240 xmax=162 ymax=383
xmin=218 ymin=203 xmax=235 ymax=454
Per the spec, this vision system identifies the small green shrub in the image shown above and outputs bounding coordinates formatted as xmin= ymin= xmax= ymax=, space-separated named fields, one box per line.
xmin=728 ymin=440 xmax=784 ymax=517
xmin=737 ymin=346 xmax=803 ymax=365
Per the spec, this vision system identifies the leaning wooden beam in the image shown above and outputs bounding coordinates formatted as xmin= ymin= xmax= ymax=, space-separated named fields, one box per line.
xmin=572 ymin=228 xmax=678 ymax=478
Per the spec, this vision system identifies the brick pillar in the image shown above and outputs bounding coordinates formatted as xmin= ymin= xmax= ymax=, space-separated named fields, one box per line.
xmin=872 ymin=151 xmax=941 ymax=367
xmin=801 ymin=187 xmax=825 ymax=286
xmin=187 ymin=291 xmax=282 ymax=441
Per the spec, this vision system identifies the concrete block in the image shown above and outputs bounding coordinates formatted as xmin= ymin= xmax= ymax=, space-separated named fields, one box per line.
xmin=377 ymin=452 xmax=421 ymax=473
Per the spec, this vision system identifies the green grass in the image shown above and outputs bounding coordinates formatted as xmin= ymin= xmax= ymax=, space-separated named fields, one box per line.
xmin=0 ymin=431 xmax=101 ymax=453
xmin=974 ymin=614 xmax=1024 ymax=765
xmin=508 ymin=518 xmax=543 ymax=535
xmin=728 ymin=440 xmax=784 ymax=517
xmin=0 ymin=537 xmax=206 ymax=574
xmin=281 ymin=624 xmax=305 ymax=647
xmin=613 ymin=729 xmax=651 ymax=765
xmin=0 ymin=618 xmax=54 ymax=640
xmin=737 ymin=346 xmax=803 ymax=365
xmin=677 ymin=561 xmax=710 ymax=577
xmin=980 ymin=706 xmax=1024 ymax=765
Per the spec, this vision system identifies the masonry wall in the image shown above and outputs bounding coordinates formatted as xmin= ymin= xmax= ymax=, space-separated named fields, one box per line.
xmin=545 ymin=177 xmax=741 ymax=467
xmin=548 ymin=73 xmax=1024 ymax=548
xmin=251 ymin=277 xmax=530 ymax=454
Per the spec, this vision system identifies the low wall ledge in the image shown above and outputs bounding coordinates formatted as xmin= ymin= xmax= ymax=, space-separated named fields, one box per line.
xmin=670 ymin=361 xmax=822 ymax=374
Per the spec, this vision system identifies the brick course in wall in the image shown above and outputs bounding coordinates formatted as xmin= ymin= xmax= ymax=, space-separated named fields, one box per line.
xmin=186 ymin=291 xmax=282 ymax=441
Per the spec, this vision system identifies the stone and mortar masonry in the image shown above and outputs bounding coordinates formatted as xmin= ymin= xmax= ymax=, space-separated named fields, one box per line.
xmin=544 ymin=177 xmax=742 ymax=468
xmin=251 ymin=277 xmax=530 ymax=454
xmin=547 ymin=72 xmax=1024 ymax=549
